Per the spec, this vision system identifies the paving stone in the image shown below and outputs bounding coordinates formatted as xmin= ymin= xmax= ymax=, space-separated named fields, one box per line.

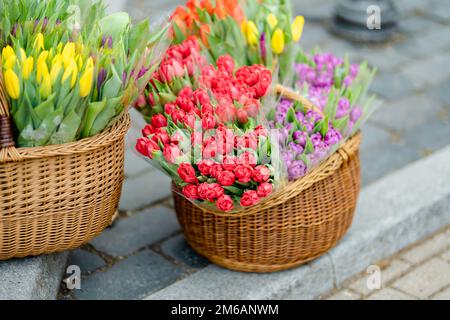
xmin=73 ymin=250 xmax=184 ymax=300
xmin=370 ymin=94 xmax=443 ymax=132
xmin=68 ymin=249 xmax=106 ymax=275
xmin=399 ymin=16 xmax=441 ymax=35
xmin=421 ymin=0 xmax=450 ymax=23
xmin=395 ymin=26 xmax=450 ymax=58
xmin=0 ymin=253 xmax=68 ymax=300
xmin=370 ymin=72 xmax=417 ymax=100
xmin=90 ymin=206 xmax=180 ymax=257
xmin=395 ymin=0 xmax=429 ymax=16
xmin=300 ymin=23 xmax=335 ymax=51
xmin=349 ymin=259 xmax=411 ymax=296
xmin=429 ymin=80 xmax=450 ymax=107
xmin=356 ymin=46 xmax=412 ymax=71
xmin=441 ymin=249 xmax=450 ymax=262
xmin=392 ymin=258 xmax=450 ymax=299
xmin=119 ymin=170 xmax=171 ymax=211
xmin=360 ymin=142 xmax=422 ymax=186
xmin=124 ymin=149 xmax=153 ymax=179
xmin=326 ymin=290 xmax=360 ymax=300
xmin=432 ymin=287 xmax=450 ymax=300
xmin=401 ymin=232 xmax=450 ymax=265
xmin=402 ymin=51 xmax=450 ymax=90
xmin=160 ymin=235 xmax=209 ymax=270
xmin=404 ymin=119 xmax=450 ymax=154
xmin=360 ymin=123 xmax=392 ymax=152
xmin=367 ymin=288 xmax=416 ymax=300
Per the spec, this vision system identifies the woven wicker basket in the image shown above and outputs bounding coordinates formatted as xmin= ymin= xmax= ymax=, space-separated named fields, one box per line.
xmin=0 ymin=82 xmax=130 ymax=259
xmin=173 ymin=85 xmax=362 ymax=273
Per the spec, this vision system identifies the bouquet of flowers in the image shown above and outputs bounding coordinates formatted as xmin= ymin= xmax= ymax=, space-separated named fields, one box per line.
xmin=136 ymin=52 xmax=282 ymax=212
xmin=269 ymin=51 xmax=377 ymax=180
xmin=0 ymin=0 xmax=168 ymax=147
xmin=170 ymin=0 xmax=304 ymax=85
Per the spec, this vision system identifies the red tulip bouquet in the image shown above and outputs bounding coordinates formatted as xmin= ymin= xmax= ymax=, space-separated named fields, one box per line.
xmin=135 ymin=49 xmax=286 ymax=212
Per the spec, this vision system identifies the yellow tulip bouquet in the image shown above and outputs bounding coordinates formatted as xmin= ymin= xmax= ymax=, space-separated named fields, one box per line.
xmin=170 ymin=0 xmax=304 ymax=86
xmin=0 ymin=0 xmax=168 ymax=147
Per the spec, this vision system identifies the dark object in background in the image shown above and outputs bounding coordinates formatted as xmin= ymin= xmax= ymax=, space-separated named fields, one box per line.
xmin=332 ymin=0 xmax=399 ymax=42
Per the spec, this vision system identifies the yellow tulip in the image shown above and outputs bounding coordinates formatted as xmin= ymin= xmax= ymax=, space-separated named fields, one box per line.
xmin=62 ymin=59 xmax=78 ymax=88
xmin=19 ymin=48 xmax=27 ymax=62
xmin=75 ymin=54 xmax=83 ymax=70
xmin=22 ymin=57 xmax=34 ymax=80
xmin=56 ymin=42 xmax=63 ymax=54
xmin=37 ymin=50 xmax=49 ymax=65
xmin=85 ymin=57 xmax=94 ymax=70
xmin=2 ymin=45 xmax=15 ymax=62
xmin=50 ymin=58 xmax=62 ymax=84
xmin=4 ymin=55 xmax=17 ymax=69
xmin=267 ymin=14 xmax=278 ymax=29
xmin=62 ymin=42 xmax=75 ymax=59
xmin=246 ymin=21 xmax=259 ymax=46
xmin=52 ymin=54 xmax=62 ymax=66
xmin=75 ymin=43 xmax=84 ymax=55
xmin=4 ymin=69 xmax=20 ymax=100
xmin=292 ymin=16 xmax=305 ymax=42
xmin=40 ymin=73 xmax=52 ymax=99
xmin=37 ymin=59 xmax=49 ymax=83
xmin=271 ymin=28 xmax=285 ymax=55
xmin=241 ymin=20 xmax=248 ymax=35
xmin=79 ymin=66 xmax=94 ymax=98
xmin=34 ymin=33 xmax=45 ymax=51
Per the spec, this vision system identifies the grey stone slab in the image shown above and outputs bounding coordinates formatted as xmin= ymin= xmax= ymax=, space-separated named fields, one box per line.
xmin=392 ymin=258 xmax=450 ymax=299
xmin=395 ymin=0 xmax=429 ymax=16
xmin=119 ymin=170 xmax=171 ymax=212
xmin=367 ymin=288 xmax=416 ymax=300
xmin=147 ymin=256 xmax=334 ymax=300
xmin=160 ymin=235 xmax=209 ymax=270
xmin=0 ymin=253 xmax=68 ymax=300
xmin=90 ymin=206 xmax=180 ymax=258
xmin=370 ymin=72 xmax=416 ymax=100
xmin=73 ymin=250 xmax=184 ymax=300
xmin=356 ymin=47 xmax=412 ymax=71
xmin=402 ymin=51 xmax=450 ymax=90
xmin=146 ymin=145 xmax=450 ymax=300
xmin=68 ymin=249 xmax=106 ymax=275
xmin=329 ymin=145 xmax=450 ymax=285
xmin=370 ymin=94 xmax=443 ymax=132
xmin=442 ymin=249 xmax=450 ymax=262
xmin=360 ymin=142 xmax=422 ymax=186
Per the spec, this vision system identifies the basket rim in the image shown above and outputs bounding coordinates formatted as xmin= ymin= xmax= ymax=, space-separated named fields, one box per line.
xmin=0 ymin=112 xmax=130 ymax=163
xmin=173 ymin=132 xmax=362 ymax=217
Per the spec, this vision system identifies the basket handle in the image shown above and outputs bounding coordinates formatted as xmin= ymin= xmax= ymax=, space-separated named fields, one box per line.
xmin=0 ymin=66 xmax=22 ymax=163
xmin=274 ymin=84 xmax=323 ymax=116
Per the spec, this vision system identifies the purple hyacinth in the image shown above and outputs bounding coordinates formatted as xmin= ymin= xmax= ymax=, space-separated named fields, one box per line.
xmin=293 ymin=131 xmax=308 ymax=147
xmin=350 ymin=107 xmax=362 ymax=123
xmin=325 ymin=128 xmax=342 ymax=147
xmin=336 ymin=97 xmax=350 ymax=119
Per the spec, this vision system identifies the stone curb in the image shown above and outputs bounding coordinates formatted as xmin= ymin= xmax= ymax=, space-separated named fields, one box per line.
xmin=146 ymin=145 xmax=450 ymax=300
xmin=0 ymin=253 xmax=68 ymax=300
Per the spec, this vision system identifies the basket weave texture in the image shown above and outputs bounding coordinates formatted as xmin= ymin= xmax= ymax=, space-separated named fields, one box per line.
xmin=0 ymin=113 xmax=130 ymax=260
xmin=173 ymin=133 xmax=361 ymax=273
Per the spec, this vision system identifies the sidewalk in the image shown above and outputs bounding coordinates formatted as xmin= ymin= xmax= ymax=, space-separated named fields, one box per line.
xmin=324 ymin=226 xmax=450 ymax=300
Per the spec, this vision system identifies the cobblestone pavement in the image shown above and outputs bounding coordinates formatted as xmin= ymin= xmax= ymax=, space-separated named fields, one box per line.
xmin=59 ymin=0 xmax=450 ymax=299
xmin=323 ymin=226 xmax=450 ymax=300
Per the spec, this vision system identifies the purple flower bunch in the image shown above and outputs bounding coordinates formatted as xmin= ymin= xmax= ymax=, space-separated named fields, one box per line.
xmin=272 ymin=98 xmax=343 ymax=181
xmin=270 ymin=51 xmax=376 ymax=181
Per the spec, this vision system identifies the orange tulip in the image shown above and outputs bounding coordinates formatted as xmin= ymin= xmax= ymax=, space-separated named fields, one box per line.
xmin=200 ymin=0 xmax=214 ymax=14
xmin=200 ymin=24 xmax=211 ymax=47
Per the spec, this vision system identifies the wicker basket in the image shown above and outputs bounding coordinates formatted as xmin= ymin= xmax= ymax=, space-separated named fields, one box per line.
xmin=173 ymin=85 xmax=362 ymax=273
xmin=0 ymin=106 xmax=130 ymax=260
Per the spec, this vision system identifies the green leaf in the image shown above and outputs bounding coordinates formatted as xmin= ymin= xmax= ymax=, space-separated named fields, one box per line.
xmin=286 ymin=107 xmax=296 ymax=123
xmin=49 ymin=110 xmax=81 ymax=144
xmin=89 ymin=97 xmax=121 ymax=136
xmin=80 ymin=100 xmax=107 ymax=138
xmin=223 ymin=186 xmax=244 ymax=196
xmin=98 ymin=12 xmax=130 ymax=43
